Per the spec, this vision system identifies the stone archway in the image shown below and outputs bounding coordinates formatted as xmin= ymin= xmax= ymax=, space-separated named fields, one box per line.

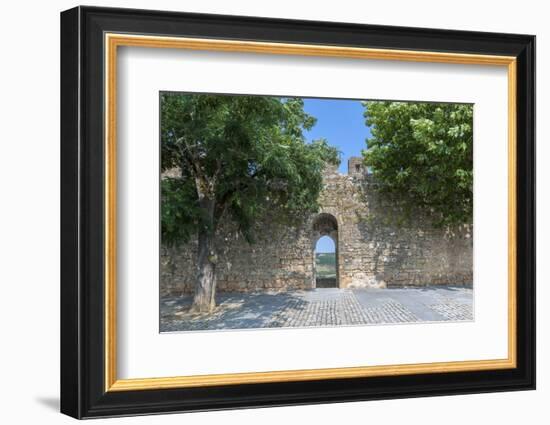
xmin=312 ymin=213 xmax=339 ymax=288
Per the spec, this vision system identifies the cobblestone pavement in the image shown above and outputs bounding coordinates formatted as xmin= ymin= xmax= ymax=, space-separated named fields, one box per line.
xmin=160 ymin=286 xmax=473 ymax=332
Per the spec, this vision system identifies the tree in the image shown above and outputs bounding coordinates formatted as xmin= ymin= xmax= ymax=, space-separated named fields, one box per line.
xmin=161 ymin=93 xmax=339 ymax=312
xmin=361 ymin=101 xmax=473 ymax=226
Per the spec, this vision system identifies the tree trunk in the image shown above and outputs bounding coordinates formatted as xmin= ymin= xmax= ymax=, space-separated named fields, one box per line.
xmin=191 ymin=198 xmax=218 ymax=312
xmin=192 ymin=228 xmax=217 ymax=312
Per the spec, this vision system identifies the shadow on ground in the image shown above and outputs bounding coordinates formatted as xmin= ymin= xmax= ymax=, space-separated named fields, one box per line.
xmin=160 ymin=286 xmax=473 ymax=333
xmin=161 ymin=291 xmax=310 ymax=332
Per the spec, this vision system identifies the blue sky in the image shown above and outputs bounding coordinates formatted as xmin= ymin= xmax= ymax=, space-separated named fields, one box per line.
xmin=303 ymin=98 xmax=371 ymax=174
xmin=303 ymin=98 xmax=372 ymax=253
xmin=316 ymin=236 xmax=335 ymax=254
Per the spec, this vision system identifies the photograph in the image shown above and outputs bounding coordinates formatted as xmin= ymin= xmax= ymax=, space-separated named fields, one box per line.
xmin=159 ymin=93 xmax=474 ymax=332
xmin=56 ymin=4 xmax=536 ymax=419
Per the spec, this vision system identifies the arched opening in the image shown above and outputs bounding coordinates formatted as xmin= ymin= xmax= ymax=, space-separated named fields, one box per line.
xmin=312 ymin=213 xmax=339 ymax=288
xmin=315 ymin=236 xmax=337 ymax=288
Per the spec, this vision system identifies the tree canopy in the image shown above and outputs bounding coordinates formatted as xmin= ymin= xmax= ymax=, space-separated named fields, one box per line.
xmin=361 ymin=101 xmax=473 ymax=226
xmin=160 ymin=93 xmax=339 ymax=311
xmin=161 ymin=93 xmax=339 ymax=245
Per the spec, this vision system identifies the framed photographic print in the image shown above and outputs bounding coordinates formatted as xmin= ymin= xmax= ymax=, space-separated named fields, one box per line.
xmin=60 ymin=5 xmax=535 ymax=419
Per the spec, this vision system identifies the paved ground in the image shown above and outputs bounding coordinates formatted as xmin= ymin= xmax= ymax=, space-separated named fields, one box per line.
xmin=160 ymin=286 xmax=473 ymax=332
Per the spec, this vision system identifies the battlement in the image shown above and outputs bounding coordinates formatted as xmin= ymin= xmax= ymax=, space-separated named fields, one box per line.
xmin=322 ymin=157 xmax=366 ymax=178
xmin=347 ymin=157 xmax=365 ymax=176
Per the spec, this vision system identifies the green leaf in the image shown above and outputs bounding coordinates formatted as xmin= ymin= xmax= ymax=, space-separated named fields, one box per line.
xmin=362 ymin=101 xmax=473 ymax=226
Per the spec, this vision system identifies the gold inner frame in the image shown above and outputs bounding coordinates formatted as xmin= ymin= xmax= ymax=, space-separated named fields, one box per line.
xmin=104 ymin=33 xmax=517 ymax=392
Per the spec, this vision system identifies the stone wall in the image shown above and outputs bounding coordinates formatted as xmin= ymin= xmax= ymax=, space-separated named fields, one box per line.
xmin=160 ymin=158 xmax=473 ymax=295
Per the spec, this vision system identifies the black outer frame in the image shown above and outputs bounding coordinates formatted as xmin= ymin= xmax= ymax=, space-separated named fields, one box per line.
xmin=60 ymin=5 xmax=536 ymax=419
